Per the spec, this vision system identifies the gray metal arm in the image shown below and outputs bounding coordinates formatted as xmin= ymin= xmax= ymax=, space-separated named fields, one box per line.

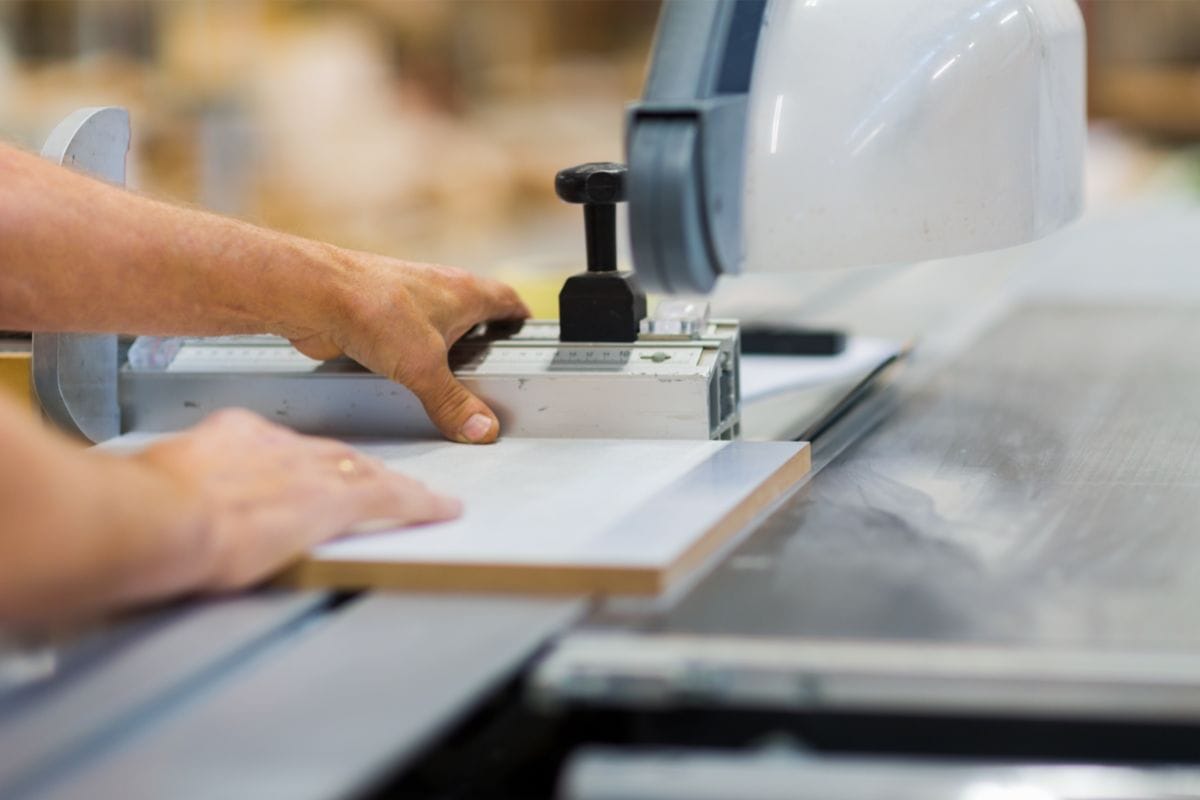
xmin=31 ymin=107 xmax=129 ymax=443
xmin=627 ymin=0 xmax=766 ymax=295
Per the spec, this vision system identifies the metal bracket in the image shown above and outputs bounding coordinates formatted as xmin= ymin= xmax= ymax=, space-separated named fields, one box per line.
xmin=627 ymin=0 xmax=766 ymax=295
xmin=31 ymin=107 xmax=130 ymax=443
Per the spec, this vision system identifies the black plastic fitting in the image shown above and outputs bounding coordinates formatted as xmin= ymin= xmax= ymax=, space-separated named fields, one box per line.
xmin=555 ymin=162 xmax=647 ymax=343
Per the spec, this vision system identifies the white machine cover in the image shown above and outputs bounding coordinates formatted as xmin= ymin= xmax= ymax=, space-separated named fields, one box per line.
xmin=742 ymin=0 xmax=1085 ymax=271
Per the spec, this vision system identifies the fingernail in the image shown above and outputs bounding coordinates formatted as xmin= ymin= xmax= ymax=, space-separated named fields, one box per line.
xmin=460 ymin=413 xmax=494 ymax=443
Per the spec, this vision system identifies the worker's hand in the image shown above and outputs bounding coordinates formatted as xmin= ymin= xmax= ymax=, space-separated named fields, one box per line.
xmin=133 ymin=409 xmax=461 ymax=591
xmin=287 ymin=249 xmax=530 ymax=444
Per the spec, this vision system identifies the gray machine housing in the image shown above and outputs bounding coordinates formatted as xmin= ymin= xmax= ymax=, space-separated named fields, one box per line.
xmin=627 ymin=0 xmax=766 ymax=295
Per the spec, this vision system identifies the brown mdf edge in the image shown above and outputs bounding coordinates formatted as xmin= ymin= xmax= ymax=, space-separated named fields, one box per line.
xmin=279 ymin=443 xmax=811 ymax=597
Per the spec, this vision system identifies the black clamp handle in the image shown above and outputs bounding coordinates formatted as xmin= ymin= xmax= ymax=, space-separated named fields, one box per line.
xmin=555 ymin=162 xmax=626 ymax=272
xmin=555 ymin=162 xmax=646 ymax=343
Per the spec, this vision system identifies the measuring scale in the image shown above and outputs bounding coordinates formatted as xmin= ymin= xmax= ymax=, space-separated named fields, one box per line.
xmin=120 ymin=320 xmax=741 ymax=441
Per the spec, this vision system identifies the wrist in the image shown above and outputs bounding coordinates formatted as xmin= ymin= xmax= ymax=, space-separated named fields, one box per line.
xmin=261 ymin=235 xmax=361 ymax=343
xmin=87 ymin=449 xmax=218 ymax=600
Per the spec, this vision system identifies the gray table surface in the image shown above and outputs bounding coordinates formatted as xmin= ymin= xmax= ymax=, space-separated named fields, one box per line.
xmin=32 ymin=594 xmax=584 ymax=800
xmin=659 ymin=303 xmax=1200 ymax=649
xmin=0 ymin=593 xmax=328 ymax=798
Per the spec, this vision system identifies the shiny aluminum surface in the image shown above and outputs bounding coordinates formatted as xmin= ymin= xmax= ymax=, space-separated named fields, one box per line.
xmin=661 ymin=304 xmax=1200 ymax=649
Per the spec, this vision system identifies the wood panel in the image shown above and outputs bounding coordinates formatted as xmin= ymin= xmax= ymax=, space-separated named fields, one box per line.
xmin=282 ymin=439 xmax=811 ymax=596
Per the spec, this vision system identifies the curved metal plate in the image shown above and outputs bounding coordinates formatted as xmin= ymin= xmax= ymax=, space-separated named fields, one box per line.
xmin=31 ymin=107 xmax=129 ymax=443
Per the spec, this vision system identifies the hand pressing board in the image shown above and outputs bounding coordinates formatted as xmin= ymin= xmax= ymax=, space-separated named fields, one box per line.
xmin=282 ymin=438 xmax=810 ymax=596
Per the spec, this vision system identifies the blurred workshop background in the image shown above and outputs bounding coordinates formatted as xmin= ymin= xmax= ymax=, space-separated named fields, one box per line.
xmin=0 ymin=0 xmax=1199 ymax=322
xmin=0 ymin=0 xmax=660 ymax=318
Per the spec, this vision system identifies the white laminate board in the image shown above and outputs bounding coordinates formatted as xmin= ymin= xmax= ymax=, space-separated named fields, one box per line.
xmin=740 ymin=336 xmax=901 ymax=402
xmin=299 ymin=437 xmax=808 ymax=594
xmin=315 ymin=438 xmax=736 ymax=568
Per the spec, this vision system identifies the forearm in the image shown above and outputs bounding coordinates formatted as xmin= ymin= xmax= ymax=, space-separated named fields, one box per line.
xmin=0 ymin=142 xmax=346 ymax=338
xmin=0 ymin=396 xmax=212 ymax=625
xmin=0 ymin=137 xmax=528 ymax=446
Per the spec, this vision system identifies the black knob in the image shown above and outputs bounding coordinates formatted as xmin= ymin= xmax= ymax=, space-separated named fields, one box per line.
xmin=555 ymin=162 xmax=626 ymax=272
xmin=555 ymin=162 xmax=627 ymax=205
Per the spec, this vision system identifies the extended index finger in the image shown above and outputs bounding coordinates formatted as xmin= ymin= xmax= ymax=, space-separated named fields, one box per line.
xmin=476 ymin=276 xmax=531 ymax=321
xmin=445 ymin=280 xmax=531 ymax=345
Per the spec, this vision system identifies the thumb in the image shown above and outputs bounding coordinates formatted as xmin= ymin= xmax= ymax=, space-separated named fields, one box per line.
xmin=411 ymin=362 xmax=500 ymax=444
